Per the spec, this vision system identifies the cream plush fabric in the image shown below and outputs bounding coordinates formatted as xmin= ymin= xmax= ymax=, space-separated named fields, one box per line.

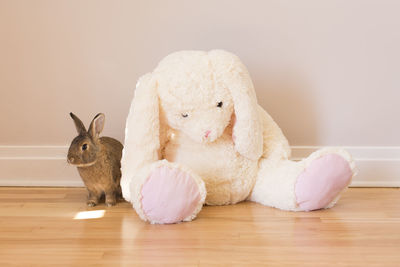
xmin=121 ymin=50 xmax=356 ymax=224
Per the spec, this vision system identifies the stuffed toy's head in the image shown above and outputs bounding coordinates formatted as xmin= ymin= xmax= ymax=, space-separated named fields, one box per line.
xmin=156 ymin=52 xmax=234 ymax=144
xmin=130 ymin=50 xmax=263 ymax=161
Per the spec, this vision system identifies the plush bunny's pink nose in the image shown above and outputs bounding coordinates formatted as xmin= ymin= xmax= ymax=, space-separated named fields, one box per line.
xmin=205 ymin=130 xmax=211 ymax=138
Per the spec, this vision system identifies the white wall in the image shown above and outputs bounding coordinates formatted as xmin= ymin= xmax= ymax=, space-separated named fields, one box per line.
xmin=0 ymin=1 xmax=399 ymax=186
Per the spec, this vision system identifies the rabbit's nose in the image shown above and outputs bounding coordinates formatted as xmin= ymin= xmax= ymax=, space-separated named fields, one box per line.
xmin=205 ymin=130 xmax=211 ymax=138
xmin=68 ymin=157 xmax=75 ymax=164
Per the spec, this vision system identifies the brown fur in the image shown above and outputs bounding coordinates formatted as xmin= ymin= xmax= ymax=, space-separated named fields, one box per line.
xmin=68 ymin=113 xmax=123 ymax=207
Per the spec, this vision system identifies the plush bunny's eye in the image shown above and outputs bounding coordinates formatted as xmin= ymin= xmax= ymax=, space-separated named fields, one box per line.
xmin=82 ymin=144 xmax=88 ymax=151
xmin=181 ymin=113 xmax=188 ymax=118
xmin=217 ymin=101 xmax=223 ymax=108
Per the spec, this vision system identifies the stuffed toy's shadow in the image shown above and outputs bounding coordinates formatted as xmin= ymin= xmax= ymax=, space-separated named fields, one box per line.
xmin=121 ymin=50 xmax=356 ymax=224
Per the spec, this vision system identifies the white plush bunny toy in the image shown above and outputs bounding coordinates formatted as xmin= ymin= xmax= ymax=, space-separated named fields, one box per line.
xmin=121 ymin=50 xmax=356 ymax=224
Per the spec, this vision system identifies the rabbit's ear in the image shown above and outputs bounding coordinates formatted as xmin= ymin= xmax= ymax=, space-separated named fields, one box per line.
xmin=70 ymin=112 xmax=86 ymax=135
xmin=120 ymin=73 xmax=160 ymax=202
xmin=210 ymin=51 xmax=263 ymax=160
xmin=88 ymin=113 xmax=105 ymax=140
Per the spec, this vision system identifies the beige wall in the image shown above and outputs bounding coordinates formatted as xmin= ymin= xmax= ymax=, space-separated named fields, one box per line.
xmin=1 ymin=0 xmax=399 ymax=147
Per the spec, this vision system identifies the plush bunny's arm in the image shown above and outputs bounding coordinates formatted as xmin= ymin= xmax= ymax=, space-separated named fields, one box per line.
xmin=257 ymin=105 xmax=291 ymax=162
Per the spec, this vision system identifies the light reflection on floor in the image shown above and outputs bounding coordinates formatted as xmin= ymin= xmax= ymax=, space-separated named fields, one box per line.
xmin=73 ymin=210 xmax=105 ymax=220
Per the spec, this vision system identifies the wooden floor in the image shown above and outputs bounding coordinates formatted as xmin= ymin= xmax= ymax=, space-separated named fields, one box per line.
xmin=0 ymin=188 xmax=399 ymax=266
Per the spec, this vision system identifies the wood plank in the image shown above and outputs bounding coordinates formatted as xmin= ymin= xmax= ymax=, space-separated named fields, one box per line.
xmin=0 ymin=187 xmax=399 ymax=266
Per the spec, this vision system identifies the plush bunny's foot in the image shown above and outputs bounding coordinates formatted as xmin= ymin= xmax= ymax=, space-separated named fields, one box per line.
xmin=251 ymin=148 xmax=355 ymax=211
xmin=137 ymin=162 xmax=206 ymax=224
xmin=295 ymin=151 xmax=354 ymax=211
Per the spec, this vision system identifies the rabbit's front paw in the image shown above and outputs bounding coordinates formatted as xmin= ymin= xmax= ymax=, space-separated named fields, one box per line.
xmin=87 ymin=200 xmax=97 ymax=207
xmin=139 ymin=165 xmax=205 ymax=224
xmin=105 ymin=201 xmax=116 ymax=207
xmin=105 ymin=191 xmax=117 ymax=207
xmin=86 ymin=192 xmax=100 ymax=207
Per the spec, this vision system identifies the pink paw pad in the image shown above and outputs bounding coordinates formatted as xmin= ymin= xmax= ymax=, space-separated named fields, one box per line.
xmin=295 ymin=154 xmax=352 ymax=211
xmin=141 ymin=166 xmax=201 ymax=224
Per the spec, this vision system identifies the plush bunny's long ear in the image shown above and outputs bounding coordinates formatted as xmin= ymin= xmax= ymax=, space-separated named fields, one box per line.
xmin=120 ymin=73 xmax=160 ymax=201
xmin=210 ymin=50 xmax=263 ymax=161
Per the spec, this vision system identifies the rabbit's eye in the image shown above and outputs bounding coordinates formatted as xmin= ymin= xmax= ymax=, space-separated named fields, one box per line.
xmin=217 ymin=101 xmax=223 ymax=108
xmin=82 ymin=144 xmax=88 ymax=151
xmin=181 ymin=113 xmax=188 ymax=118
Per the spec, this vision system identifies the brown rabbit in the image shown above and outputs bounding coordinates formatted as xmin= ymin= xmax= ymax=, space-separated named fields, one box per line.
xmin=68 ymin=112 xmax=123 ymax=207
